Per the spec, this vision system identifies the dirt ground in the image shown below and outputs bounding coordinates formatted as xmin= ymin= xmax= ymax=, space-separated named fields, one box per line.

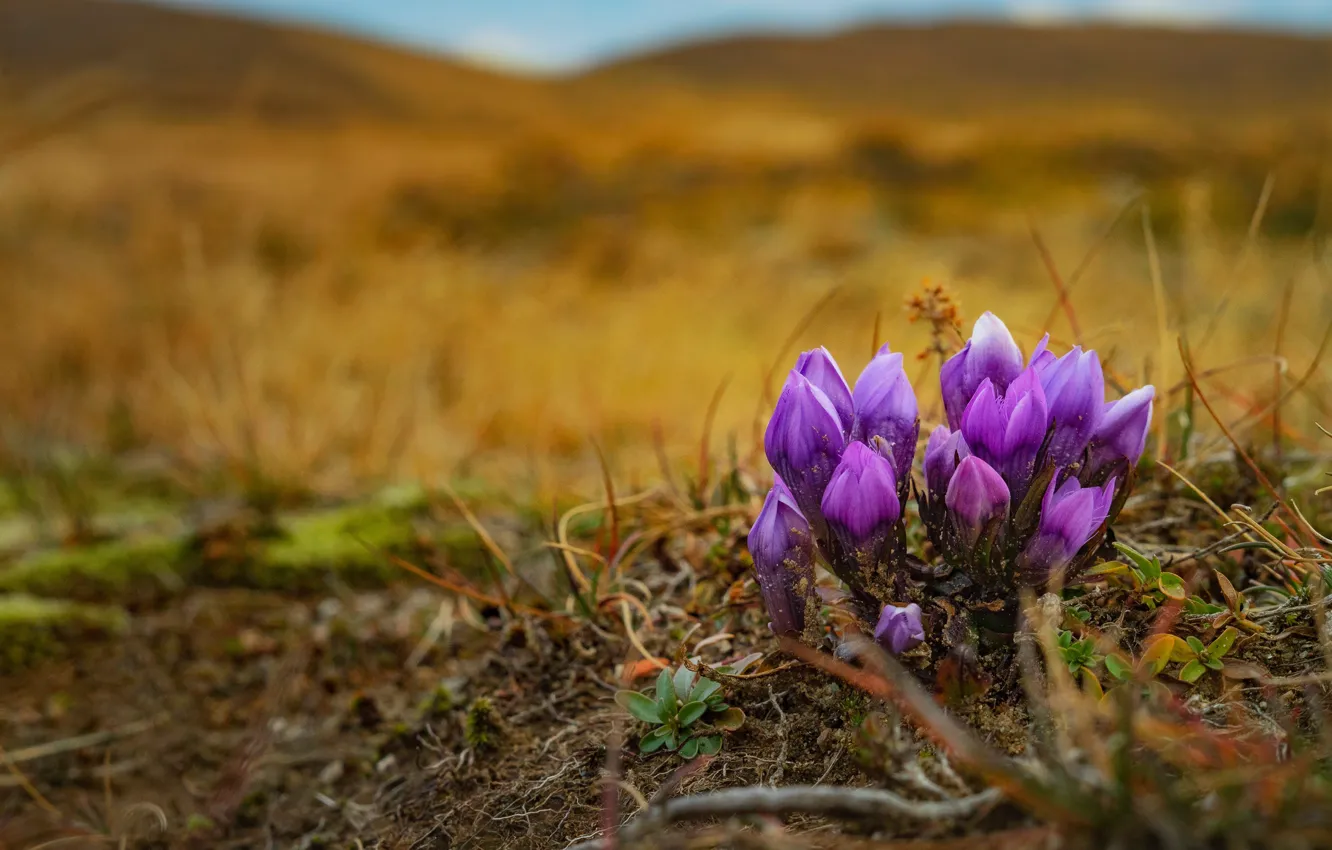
xmin=2 ymin=458 xmax=1331 ymax=849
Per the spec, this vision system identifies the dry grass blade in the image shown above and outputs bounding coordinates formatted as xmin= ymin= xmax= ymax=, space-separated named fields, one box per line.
xmin=695 ymin=376 xmax=731 ymax=503
xmin=1040 ymin=192 xmax=1142 ymax=330
xmin=591 ymin=439 xmax=621 ymax=573
xmin=1028 ymin=216 xmax=1082 ymax=343
xmin=0 ymin=741 xmax=61 ymax=817
xmin=1143 ymin=206 xmax=1171 ymax=459
xmin=4 ymin=715 xmax=167 ymax=765
xmin=1176 ymin=338 xmax=1317 ymax=547
xmin=1272 ymin=277 xmax=1295 ymax=460
xmin=557 ymin=489 xmax=661 ymax=594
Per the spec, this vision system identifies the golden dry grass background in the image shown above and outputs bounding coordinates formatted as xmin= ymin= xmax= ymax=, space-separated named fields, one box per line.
xmin=2 ymin=0 xmax=1330 ymax=497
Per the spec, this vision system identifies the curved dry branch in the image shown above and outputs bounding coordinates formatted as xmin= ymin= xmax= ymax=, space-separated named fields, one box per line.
xmin=564 ymin=783 xmax=1002 ymax=850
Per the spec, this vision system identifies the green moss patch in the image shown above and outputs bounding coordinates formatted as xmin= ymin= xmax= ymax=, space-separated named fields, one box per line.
xmin=0 ymin=593 xmax=128 ymax=672
xmin=242 ymin=503 xmax=424 ymax=591
xmin=0 ymin=535 xmax=187 ymax=604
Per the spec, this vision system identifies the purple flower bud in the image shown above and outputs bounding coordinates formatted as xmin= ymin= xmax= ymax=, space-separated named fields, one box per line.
xmin=821 ymin=440 xmax=901 ymax=555
xmin=945 ymin=456 xmax=1010 ymax=550
xmin=959 ymin=367 xmax=1049 ymax=500
xmin=1035 ymin=346 xmax=1105 ymax=468
xmin=850 ymin=346 xmax=919 ymax=483
xmin=765 ymin=371 xmax=847 ymax=525
xmin=748 ymin=486 xmax=816 ymax=636
xmin=923 ymin=425 xmax=970 ymax=502
xmin=940 ymin=312 xmax=1026 ymax=429
xmin=874 ymin=602 xmax=925 ymax=655
xmin=795 ymin=347 xmax=855 ymax=434
xmin=1019 ymin=477 xmax=1117 ymax=585
xmin=1029 ymin=333 xmax=1056 ymax=372
xmin=1087 ymin=386 xmax=1155 ymax=476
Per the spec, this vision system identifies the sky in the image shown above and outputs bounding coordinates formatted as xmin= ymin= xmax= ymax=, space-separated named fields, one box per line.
xmin=161 ymin=0 xmax=1332 ymax=71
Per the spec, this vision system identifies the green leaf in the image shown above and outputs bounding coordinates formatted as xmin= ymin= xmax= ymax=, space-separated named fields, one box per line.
xmin=640 ymin=731 xmax=671 ymax=753
xmin=1207 ymin=627 xmax=1239 ymax=661
xmin=673 ymin=666 xmax=696 ymax=703
xmin=616 ymin=691 xmax=663 ymax=724
xmin=677 ymin=701 xmax=708 ymax=728
xmin=1185 ymin=636 xmax=1207 ymax=657
xmin=656 ymin=669 xmax=677 ymax=717
xmin=1204 ymin=658 xmax=1224 ymax=671
xmin=708 ymin=702 xmax=729 ymax=712
xmin=689 ymin=679 xmax=722 ymax=704
xmin=679 ymin=737 xmax=701 ymax=759
xmin=712 ymin=707 xmax=745 ymax=731
xmin=1084 ymin=561 xmax=1131 ymax=578
xmin=1104 ymin=653 xmax=1132 ymax=681
xmin=1140 ymin=635 xmax=1176 ymax=675
xmin=697 ymin=735 xmax=722 ymax=755
xmin=1113 ymin=543 xmax=1157 ymax=578
xmin=1158 ymin=573 xmax=1187 ymax=600
xmin=1183 ymin=596 xmax=1225 ymax=616
xmin=1179 ymin=660 xmax=1207 ymax=684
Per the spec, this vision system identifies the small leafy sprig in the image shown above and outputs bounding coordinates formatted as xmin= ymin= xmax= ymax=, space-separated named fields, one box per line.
xmin=1085 ymin=543 xmax=1187 ymax=608
xmin=1056 ymin=629 xmax=1102 ymax=679
xmin=1142 ymin=627 xmax=1241 ymax=684
xmin=615 ymin=663 xmax=746 ymax=758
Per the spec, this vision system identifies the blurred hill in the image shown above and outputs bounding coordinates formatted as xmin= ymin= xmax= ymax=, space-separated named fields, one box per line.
xmin=0 ymin=0 xmax=564 ymax=132
xmin=2 ymin=0 xmax=1330 ymax=138
xmin=590 ymin=22 xmax=1332 ymax=126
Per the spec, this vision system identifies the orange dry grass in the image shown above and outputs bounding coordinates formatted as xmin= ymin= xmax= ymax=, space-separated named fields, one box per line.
xmin=1 ymin=124 xmax=1328 ymax=496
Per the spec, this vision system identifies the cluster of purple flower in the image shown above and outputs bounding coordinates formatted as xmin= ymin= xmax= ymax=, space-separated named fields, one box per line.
xmin=748 ymin=312 xmax=1154 ymax=656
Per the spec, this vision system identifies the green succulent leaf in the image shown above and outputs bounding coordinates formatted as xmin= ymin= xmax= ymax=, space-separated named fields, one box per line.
xmin=1157 ymin=573 xmax=1187 ymax=600
xmin=679 ymin=737 xmax=701 ymax=759
xmin=689 ymin=679 xmax=722 ymax=704
xmin=708 ymin=702 xmax=729 ymax=712
xmin=1183 ymin=596 xmax=1225 ymax=616
xmin=616 ymin=691 xmax=663 ymax=724
xmin=1104 ymin=653 xmax=1132 ymax=681
xmin=1207 ymin=627 xmax=1239 ymax=661
xmin=677 ymin=701 xmax=708 ymax=728
xmin=1185 ymin=636 xmax=1207 ymax=657
xmin=673 ymin=666 xmax=696 ymax=702
xmin=697 ymin=735 xmax=723 ymax=755
xmin=712 ymin=707 xmax=745 ymax=731
xmin=1179 ymin=659 xmax=1207 ymax=684
xmin=1204 ymin=658 xmax=1224 ymax=671
xmin=656 ymin=669 xmax=678 ymax=716
xmin=639 ymin=729 xmax=671 ymax=753
xmin=1113 ymin=543 xmax=1159 ymax=580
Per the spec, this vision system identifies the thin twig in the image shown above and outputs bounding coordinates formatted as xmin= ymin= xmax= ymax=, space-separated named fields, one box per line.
xmin=566 ymin=784 xmax=1003 ymax=850
xmin=5 ymin=714 xmax=168 ymax=765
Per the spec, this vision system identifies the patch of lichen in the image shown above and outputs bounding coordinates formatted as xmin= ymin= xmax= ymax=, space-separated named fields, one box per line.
xmin=0 ymin=535 xmax=188 ymax=604
xmin=0 ymin=593 xmax=129 ymax=672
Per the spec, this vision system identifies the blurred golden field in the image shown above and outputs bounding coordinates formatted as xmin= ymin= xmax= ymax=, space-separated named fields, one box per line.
xmin=2 ymin=0 xmax=1330 ymax=498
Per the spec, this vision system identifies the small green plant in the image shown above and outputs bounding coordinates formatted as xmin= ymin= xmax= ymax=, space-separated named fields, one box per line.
xmin=615 ymin=664 xmax=745 ymax=759
xmin=1086 ymin=542 xmax=1187 ymax=608
xmin=1176 ymin=628 xmax=1240 ymax=683
xmin=1056 ymin=629 xmax=1102 ymax=682
xmin=1141 ymin=627 xmax=1241 ymax=684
